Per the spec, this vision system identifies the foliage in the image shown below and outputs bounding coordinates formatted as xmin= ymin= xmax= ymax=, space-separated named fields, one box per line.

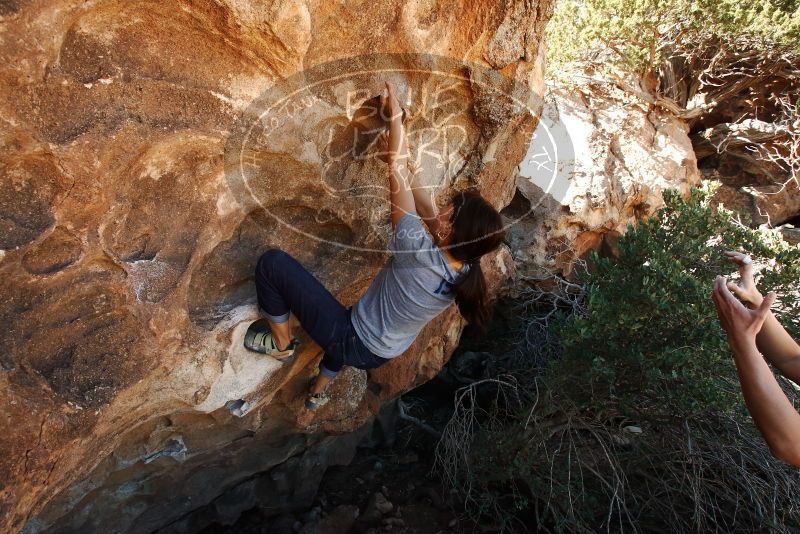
xmin=436 ymin=187 xmax=800 ymax=532
xmin=546 ymin=0 xmax=800 ymax=74
xmin=546 ymin=0 xmax=800 ymax=191
xmin=556 ymin=184 xmax=800 ymax=416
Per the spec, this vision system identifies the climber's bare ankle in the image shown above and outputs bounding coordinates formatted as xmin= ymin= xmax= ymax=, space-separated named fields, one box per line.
xmin=267 ymin=320 xmax=292 ymax=351
xmin=311 ymin=374 xmax=332 ymax=394
xmin=275 ymin=335 xmax=291 ymax=352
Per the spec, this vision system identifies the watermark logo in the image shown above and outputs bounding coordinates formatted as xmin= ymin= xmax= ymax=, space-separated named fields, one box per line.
xmin=225 ymin=53 xmax=573 ymax=255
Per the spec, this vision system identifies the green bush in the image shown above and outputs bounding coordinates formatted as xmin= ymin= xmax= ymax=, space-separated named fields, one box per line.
xmin=556 ymin=185 xmax=800 ymax=416
xmin=437 ymin=186 xmax=800 ymax=532
xmin=547 ymin=0 xmax=800 ymax=73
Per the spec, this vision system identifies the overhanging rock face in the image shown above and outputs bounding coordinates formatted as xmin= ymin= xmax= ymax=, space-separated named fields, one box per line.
xmin=0 ymin=1 xmax=551 ymax=532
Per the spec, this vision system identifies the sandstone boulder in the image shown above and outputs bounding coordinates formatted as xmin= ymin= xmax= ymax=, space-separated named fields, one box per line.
xmin=0 ymin=1 xmax=549 ymax=532
xmin=505 ymin=76 xmax=702 ymax=274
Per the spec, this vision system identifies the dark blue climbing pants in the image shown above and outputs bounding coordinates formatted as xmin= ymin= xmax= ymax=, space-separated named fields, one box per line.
xmin=254 ymin=249 xmax=388 ymax=378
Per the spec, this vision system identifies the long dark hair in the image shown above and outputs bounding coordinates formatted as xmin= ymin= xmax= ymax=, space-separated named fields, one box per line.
xmin=447 ymin=190 xmax=505 ymax=334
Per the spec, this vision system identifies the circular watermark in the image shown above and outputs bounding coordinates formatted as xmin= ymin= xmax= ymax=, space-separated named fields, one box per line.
xmin=225 ymin=53 xmax=573 ymax=255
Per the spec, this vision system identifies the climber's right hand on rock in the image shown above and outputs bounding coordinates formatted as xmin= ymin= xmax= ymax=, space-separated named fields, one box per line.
xmin=724 ymin=250 xmax=764 ymax=308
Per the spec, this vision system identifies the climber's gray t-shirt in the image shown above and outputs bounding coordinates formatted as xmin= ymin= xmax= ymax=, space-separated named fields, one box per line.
xmin=351 ymin=212 xmax=469 ymax=359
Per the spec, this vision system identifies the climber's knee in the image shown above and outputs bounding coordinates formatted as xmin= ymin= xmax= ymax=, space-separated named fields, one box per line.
xmin=260 ymin=248 xmax=288 ymax=264
xmin=256 ymin=248 xmax=289 ymax=276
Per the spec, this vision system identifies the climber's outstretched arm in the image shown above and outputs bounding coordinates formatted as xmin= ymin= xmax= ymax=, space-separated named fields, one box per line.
xmin=376 ymin=112 xmax=441 ymax=237
xmin=382 ymin=82 xmax=416 ymax=228
xmin=407 ymin=172 xmax=441 ymax=238
xmin=712 ymin=276 xmax=800 ymax=466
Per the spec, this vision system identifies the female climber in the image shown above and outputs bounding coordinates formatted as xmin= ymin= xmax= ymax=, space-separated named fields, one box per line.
xmin=244 ymin=81 xmax=505 ymax=410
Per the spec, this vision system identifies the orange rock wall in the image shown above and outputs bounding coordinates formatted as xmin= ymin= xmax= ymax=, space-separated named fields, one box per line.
xmin=0 ymin=1 xmax=550 ymax=531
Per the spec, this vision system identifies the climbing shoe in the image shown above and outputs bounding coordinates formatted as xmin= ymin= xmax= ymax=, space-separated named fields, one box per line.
xmin=243 ymin=319 xmax=298 ymax=361
xmin=304 ymin=392 xmax=330 ymax=410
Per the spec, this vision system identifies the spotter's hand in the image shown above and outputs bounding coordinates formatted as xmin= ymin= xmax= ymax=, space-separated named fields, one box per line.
xmin=724 ymin=250 xmax=764 ymax=307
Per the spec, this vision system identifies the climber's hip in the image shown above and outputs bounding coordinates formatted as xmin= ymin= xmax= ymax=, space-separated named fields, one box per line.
xmin=254 ymin=249 xmax=387 ymax=378
xmin=319 ymin=307 xmax=389 ymax=378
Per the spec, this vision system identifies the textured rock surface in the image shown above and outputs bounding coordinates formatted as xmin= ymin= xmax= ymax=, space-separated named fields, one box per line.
xmin=706 ymin=167 xmax=800 ymax=228
xmin=505 ymin=77 xmax=702 ymax=274
xmin=0 ymin=1 xmax=550 ymax=532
